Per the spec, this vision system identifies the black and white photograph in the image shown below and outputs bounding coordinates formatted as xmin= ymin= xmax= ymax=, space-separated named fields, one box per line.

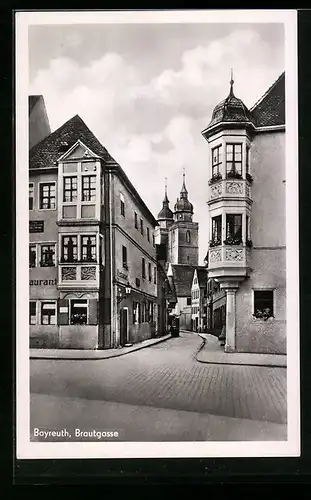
xmin=16 ymin=9 xmax=299 ymax=459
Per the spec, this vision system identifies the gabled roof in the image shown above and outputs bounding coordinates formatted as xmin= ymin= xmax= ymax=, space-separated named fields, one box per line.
xmin=169 ymin=264 xmax=197 ymax=297
xmin=250 ymin=72 xmax=285 ymax=127
xmin=196 ymin=267 xmax=208 ymax=288
xmin=30 ymin=114 xmax=115 ymax=169
xmin=29 ymin=95 xmax=41 ymax=115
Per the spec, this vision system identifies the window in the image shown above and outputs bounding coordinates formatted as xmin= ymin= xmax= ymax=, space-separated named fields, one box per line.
xmin=141 ymin=302 xmax=146 ymax=323
xmin=40 ymin=182 xmax=56 ymax=209
xmin=29 ymin=301 xmax=36 ymax=325
xmin=29 ymin=183 xmax=34 ymax=210
xmin=211 ymin=145 xmax=222 ymax=176
xmin=187 ymin=297 xmax=191 ymax=306
xmin=225 ymin=214 xmax=242 ymax=244
xmin=140 ymin=219 xmax=144 ymax=235
xmin=186 ymin=230 xmax=191 ymax=243
xmin=172 ymin=231 xmax=175 ymax=243
xmin=154 ymin=266 xmax=157 ymax=285
xmin=120 ymin=193 xmax=125 ymax=216
xmin=152 ymin=234 xmax=155 ymax=247
xmin=29 ymin=245 xmax=36 ymax=268
xmin=246 ymin=215 xmax=251 ymax=241
xmin=122 ymin=245 xmax=128 ymax=269
xmin=134 ymin=212 xmax=138 ymax=229
xmin=211 ymin=215 xmax=222 ymax=244
xmin=63 ymin=177 xmax=77 ymax=202
xmin=142 ymin=257 xmax=146 ymax=279
xmin=62 ymin=236 xmax=78 ymax=262
xmin=148 ymin=301 xmax=153 ymax=323
xmin=246 ymin=146 xmax=250 ymax=175
xmin=148 ymin=262 xmax=152 ymax=282
xmin=253 ymin=290 xmax=274 ymax=319
xmin=40 ymin=244 xmax=56 ymax=267
xmin=81 ymin=236 xmax=96 ymax=262
xmin=226 ymin=143 xmax=242 ymax=177
xmin=133 ymin=301 xmax=139 ymax=324
xmin=82 ymin=175 xmax=96 ymax=201
xmin=70 ymin=299 xmax=88 ymax=325
xmin=41 ymin=302 xmax=56 ymax=325
xmin=147 ymin=227 xmax=150 ymax=242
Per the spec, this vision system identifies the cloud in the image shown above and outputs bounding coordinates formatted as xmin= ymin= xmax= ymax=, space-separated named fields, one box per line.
xmin=29 ymin=26 xmax=284 ymax=262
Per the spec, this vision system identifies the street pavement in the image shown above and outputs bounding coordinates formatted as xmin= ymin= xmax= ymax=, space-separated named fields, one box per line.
xmin=30 ymin=332 xmax=287 ymax=442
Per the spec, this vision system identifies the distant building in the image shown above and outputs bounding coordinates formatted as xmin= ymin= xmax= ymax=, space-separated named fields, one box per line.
xmin=202 ymin=72 xmax=286 ymax=354
xmin=29 ymin=95 xmax=51 ymax=149
xmin=29 ymin=103 xmax=161 ymax=349
xmin=155 ymin=175 xmax=199 ymax=331
xmin=191 ymin=267 xmax=208 ymax=332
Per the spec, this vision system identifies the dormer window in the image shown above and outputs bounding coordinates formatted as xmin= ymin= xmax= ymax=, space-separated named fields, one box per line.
xmin=226 ymin=144 xmax=242 ymax=178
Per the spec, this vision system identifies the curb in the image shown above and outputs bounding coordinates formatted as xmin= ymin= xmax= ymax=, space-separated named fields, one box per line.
xmin=195 ymin=335 xmax=287 ymax=368
xmin=30 ymin=334 xmax=172 ymax=361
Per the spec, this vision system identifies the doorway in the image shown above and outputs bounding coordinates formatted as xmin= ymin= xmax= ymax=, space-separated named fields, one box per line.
xmin=120 ymin=307 xmax=128 ymax=346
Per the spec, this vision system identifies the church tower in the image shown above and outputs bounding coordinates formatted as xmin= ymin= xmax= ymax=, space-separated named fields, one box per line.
xmin=154 ymin=180 xmax=174 ymax=253
xmin=168 ymin=172 xmax=199 ymax=265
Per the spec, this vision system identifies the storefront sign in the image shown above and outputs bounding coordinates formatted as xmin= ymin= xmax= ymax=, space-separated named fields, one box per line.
xmin=29 ymin=279 xmax=57 ymax=286
xmin=29 ymin=220 xmax=44 ymax=233
xmin=59 ymin=306 xmax=68 ymax=313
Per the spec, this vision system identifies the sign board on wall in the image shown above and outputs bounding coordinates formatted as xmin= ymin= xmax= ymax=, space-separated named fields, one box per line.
xmin=29 ymin=220 xmax=44 ymax=233
xmin=59 ymin=307 xmax=68 ymax=313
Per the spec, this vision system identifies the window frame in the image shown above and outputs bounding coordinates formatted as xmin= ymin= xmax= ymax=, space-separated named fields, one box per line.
xmin=253 ymin=289 xmax=274 ymax=319
xmin=70 ymin=298 xmax=88 ymax=325
xmin=29 ymin=244 xmax=37 ymax=268
xmin=81 ymin=235 xmax=97 ymax=263
xmin=148 ymin=262 xmax=152 ymax=282
xmin=29 ymin=300 xmax=37 ymax=325
xmin=38 ymin=181 xmax=56 ymax=211
xmin=63 ymin=175 xmax=78 ymax=203
xmin=61 ymin=235 xmax=78 ymax=263
xmin=120 ymin=193 xmax=125 ymax=217
xmin=147 ymin=227 xmax=150 ymax=242
xmin=211 ymin=215 xmax=222 ymax=244
xmin=140 ymin=218 xmax=144 ymax=235
xmin=142 ymin=257 xmax=146 ymax=279
xmin=40 ymin=244 xmax=56 ymax=267
xmin=134 ymin=212 xmax=138 ymax=229
xmin=211 ymin=144 xmax=222 ymax=177
xmin=40 ymin=300 xmax=57 ymax=326
xmin=225 ymin=213 xmax=242 ymax=243
xmin=154 ymin=266 xmax=157 ymax=285
xmin=29 ymin=183 xmax=34 ymax=211
xmin=226 ymin=143 xmax=242 ymax=177
xmin=81 ymin=174 xmax=96 ymax=202
xmin=122 ymin=245 xmax=128 ymax=270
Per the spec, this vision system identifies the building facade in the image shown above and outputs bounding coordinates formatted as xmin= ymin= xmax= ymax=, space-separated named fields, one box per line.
xmin=191 ymin=267 xmax=208 ymax=332
xmin=202 ymin=72 xmax=286 ymax=354
xmin=29 ymin=104 xmax=160 ymax=349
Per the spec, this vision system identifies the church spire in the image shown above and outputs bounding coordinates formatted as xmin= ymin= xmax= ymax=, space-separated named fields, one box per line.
xmin=180 ymin=168 xmax=188 ymax=199
xmin=229 ymin=68 xmax=234 ymax=97
xmin=157 ymin=178 xmax=173 ymax=221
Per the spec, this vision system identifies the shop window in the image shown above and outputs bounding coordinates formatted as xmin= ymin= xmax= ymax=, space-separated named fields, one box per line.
xmin=63 ymin=176 xmax=77 ymax=202
xmin=81 ymin=235 xmax=96 ymax=262
xmin=62 ymin=236 xmax=78 ymax=262
xmin=29 ymin=183 xmax=34 ymax=210
xmin=39 ymin=182 xmax=56 ymax=209
xmin=40 ymin=244 xmax=56 ymax=267
xmin=134 ymin=212 xmax=138 ymax=229
xmin=253 ymin=290 xmax=274 ymax=319
xmin=225 ymin=214 xmax=242 ymax=245
xmin=211 ymin=215 xmax=222 ymax=245
xmin=211 ymin=145 xmax=222 ymax=177
xmin=226 ymin=143 xmax=242 ymax=177
xmin=29 ymin=301 xmax=36 ymax=325
xmin=122 ymin=245 xmax=128 ymax=269
xmin=82 ymin=175 xmax=96 ymax=202
xmin=120 ymin=193 xmax=125 ymax=216
xmin=70 ymin=299 xmax=88 ymax=325
xmin=29 ymin=245 xmax=36 ymax=268
xmin=41 ymin=302 xmax=56 ymax=325
xmin=140 ymin=219 xmax=144 ymax=235
xmin=142 ymin=257 xmax=146 ymax=279
xmin=154 ymin=266 xmax=157 ymax=285
xmin=148 ymin=262 xmax=152 ymax=282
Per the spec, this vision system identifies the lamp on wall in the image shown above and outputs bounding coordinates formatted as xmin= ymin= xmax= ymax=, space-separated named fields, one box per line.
xmin=117 ymin=281 xmax=132 ymax=304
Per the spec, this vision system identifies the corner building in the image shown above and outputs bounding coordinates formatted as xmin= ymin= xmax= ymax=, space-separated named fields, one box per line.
xmin=202 ymin=73 xmax=286 ymax=354
xmin=29 ymin=107 xmax=158 ymax=349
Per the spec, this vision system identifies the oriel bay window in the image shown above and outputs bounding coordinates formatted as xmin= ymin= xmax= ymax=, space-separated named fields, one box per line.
xmin=39 ymin=182 xmax=56 ymax=209
xmin=40 ymin=244 xmax=56 ymax=267
xmin=226 ymin=143 xmax=242 ymax=178
xmin=41 ymin=302 xmax=56 ymax=325
xmin=81 ymin=236 xmax=96 ymax=262
xmin=210 ymin=215 xmax=222 ymax=246
xmin=63 ymin=176 xmax=77 ymax=202
xmin=225 ymin=214 xmax=242 ymax=245
xmin=62 ymin=236 xmax=78 ymax=262
xmin=82 ymin=175 xmax=96 ymax=201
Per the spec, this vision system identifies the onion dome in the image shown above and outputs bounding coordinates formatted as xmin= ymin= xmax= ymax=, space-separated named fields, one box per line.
xmin=174 ymin=173 xmax=193 ymax=214
xmin=157 ymin=182 xmax=173 ymax=220
xmin=207 ymin=71 xmax=253 ymax=129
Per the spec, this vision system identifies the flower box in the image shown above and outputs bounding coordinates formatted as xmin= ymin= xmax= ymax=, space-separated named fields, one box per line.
xmin=208 ymin=173 xmax=222 ymax=185
xmin=227 ymin=171 xmax=242 ymax=179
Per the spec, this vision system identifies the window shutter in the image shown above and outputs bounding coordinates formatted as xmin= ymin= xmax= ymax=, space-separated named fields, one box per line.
xmin=58 ymin=299 xmax=69 ymax=325
xmin=88 ymin=299 xmax=99 ymax=325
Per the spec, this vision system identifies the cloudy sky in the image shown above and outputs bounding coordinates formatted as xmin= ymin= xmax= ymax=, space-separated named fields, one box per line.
xmin=29 ymin=21 xmax=284 ymax=263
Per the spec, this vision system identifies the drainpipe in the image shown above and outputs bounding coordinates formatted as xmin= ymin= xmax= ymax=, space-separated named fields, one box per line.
xmin=109 ymin=170 xmax=114 ymax=348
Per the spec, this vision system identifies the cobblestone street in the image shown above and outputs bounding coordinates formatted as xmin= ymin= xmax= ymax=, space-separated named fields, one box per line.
xmin=30 ymin=332 xmax=287 ymax=441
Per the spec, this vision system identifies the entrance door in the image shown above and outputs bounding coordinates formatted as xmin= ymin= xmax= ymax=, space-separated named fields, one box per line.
xmin=120 ymin=308 xmax=128 ymax=346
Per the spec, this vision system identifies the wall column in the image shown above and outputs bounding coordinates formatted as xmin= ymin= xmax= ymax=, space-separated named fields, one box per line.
xmin=225 ymin=288 xmax=237 ymax=352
